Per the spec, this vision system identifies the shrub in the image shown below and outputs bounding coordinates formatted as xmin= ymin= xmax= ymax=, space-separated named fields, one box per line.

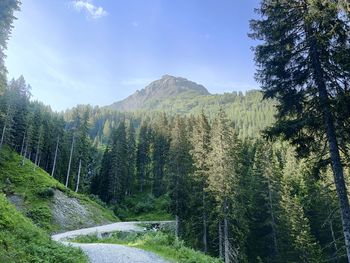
xmin=37 ymin=187 xmax=55 ymax=199
xmin=26 ymin=206 xmax=52 ymax=231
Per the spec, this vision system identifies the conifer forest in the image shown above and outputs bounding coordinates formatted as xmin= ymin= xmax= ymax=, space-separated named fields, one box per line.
xmin=1 ymin=1 xmax=350 ymax=263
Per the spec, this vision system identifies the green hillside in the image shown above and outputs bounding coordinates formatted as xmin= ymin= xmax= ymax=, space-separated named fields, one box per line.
xmin=136 ymin=90 xmax=275 ymax=137
xmin=0 ymin=148 xmax=117 ymax=233
xmin=0 ymin=194 xmax=87 ymax=262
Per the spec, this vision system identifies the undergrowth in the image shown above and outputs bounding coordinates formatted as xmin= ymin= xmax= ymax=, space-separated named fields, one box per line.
xmin=73 ymin=229 xmax=222 ymax=263
xmin=0 ymin=194 xmax=87 ymax=263
xmin=114 ymin=191 xmax=173 ymax=221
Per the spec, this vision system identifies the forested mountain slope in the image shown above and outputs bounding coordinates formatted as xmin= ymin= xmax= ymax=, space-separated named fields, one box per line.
xmin=0 ymin=148 xmax=117 ymax=233
xmin=76 ymin=88 xmax=275 ymax=148
xmin=103 ymin=76 xmax=275 ymax=138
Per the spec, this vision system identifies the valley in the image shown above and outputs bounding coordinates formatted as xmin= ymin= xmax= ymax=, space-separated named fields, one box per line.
xmin=1 ymin=1 xmax=350 ymax=263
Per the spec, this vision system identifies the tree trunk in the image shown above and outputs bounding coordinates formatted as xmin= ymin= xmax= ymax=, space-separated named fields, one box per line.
xmin=65 ymin=135 xmax=75 ymax=188
xmin=175 ymin=214 xmax=179 ymax=238
xmin=329 ymin=218 xmax=340 ymax=263
xmin=0 ymin=123 xmax=7 ymax=152
xmin=202 ymin=188 xmax=208 ymax=253
xmin=219 ymin=220 xmax=223 ymax=259
xmin=0 ymin=104 xmax=11 ymax=153
xmin=51 ymin=136 xmax=59 ymax=177
xmin=267 ymin=177 xmax=278 ymax=258
xmin=34 ymin=132 xmax=41 ymax=171
xmin=75 ymin=159 xmax=81 ymax=192
xmin=20 ymin=129 xmax=26 ymax=156
xmin=310 ymin=37 xmax=350 ymax=262
xmin=224 ymin=203 xmax=230 ymax=263
xmin=21 ymin=135 xmax=29 ymax=166
xmin=140 ymin=169 xmax=144 ymax=192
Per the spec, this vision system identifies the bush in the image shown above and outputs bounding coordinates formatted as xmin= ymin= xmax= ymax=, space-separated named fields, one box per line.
xmin=37 ymin=187 xmax=55 ymax=199
xmin=89 ymin=194 xmax=108 ymax=208
xmin=26 ymin=206 xmax=52 ymax=231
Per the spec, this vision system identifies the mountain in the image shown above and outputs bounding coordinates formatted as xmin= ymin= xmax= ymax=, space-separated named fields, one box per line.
xmin=110 ymin=75 xmax=210 ymax=111
xmin=85 ymin=75 xmax=275 ymax=139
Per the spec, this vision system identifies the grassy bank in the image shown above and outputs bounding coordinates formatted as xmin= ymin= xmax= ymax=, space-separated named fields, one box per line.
xmin=0 ymin=194 xmax=87 ymax=262
xmin=0 ymin=148 xmax=117 ymax=233
xmin=73 ymin=229 xmax=222 ymax=263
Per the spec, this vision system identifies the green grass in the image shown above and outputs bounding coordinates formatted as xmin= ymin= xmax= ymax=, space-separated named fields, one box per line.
xmin=114 ymin=191 xmax=173 ymax=221
xmin=0 ymin=193 xmax=87 ymax=262
xmin=0 ymin=148 xmax=117 ymax=233
xmin=73 ymin=230 xmax=222 ymax=263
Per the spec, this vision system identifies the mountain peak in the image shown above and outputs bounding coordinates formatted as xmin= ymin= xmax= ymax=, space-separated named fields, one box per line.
xmin=110 ymin=75 xmax=210 ymax=111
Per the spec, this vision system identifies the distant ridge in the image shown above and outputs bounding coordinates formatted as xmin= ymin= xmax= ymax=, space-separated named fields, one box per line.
xmin=110 ymin=75 xmax=210 ymax=111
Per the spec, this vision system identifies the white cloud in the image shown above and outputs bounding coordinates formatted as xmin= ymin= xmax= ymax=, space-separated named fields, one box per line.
xmin=132 ymin=21 xmax=139 ymax=27
xmin=72 ymin=0 xmax=108 ymax=19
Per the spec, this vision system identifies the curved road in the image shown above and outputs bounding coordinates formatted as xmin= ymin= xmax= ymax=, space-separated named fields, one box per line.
xmin=52 ymin=221 xmax=171 ymax=263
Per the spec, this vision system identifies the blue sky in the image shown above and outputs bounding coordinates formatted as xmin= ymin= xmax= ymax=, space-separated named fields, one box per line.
xmin=6 ymin=0 xmax=260 ymax=111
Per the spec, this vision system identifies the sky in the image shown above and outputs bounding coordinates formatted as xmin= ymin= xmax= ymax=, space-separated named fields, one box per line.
xmin=6 ymin=0 xmax=261 ymax=111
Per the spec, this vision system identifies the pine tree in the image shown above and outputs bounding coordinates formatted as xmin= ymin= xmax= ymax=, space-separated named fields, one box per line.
xmin=245 ymin=141 xmax=282 ymax=263
xmin=279 ymin=149 xmax=323 ymax=262
xmin=0 ymin=0 xmax=20 ymax=95
xmin=107 ymin=121 xmax=128 ymax=204
xmin=207 ymin=109 xmax=243 ymax=263
xmin=250 ymin=1 xmax=350 ymax=259
xmin=168 ymin=116 xmax=192 ymax=238
xmin=136 ymin=121 xmax=150 ymax=192
xmin=75 ymin=109 xmax=90 ymax=192
xmin=190 ymin=111 xmax=211 ymax=253
xmin=125 ymin=120 xmax=136 ymax=196
xmin=151 ymin=113 xmax=170 ymax=197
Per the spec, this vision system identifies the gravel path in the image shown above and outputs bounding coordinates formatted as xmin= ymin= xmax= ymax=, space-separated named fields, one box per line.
xmin=69 ymin=243 xmax=168 ymax=263
xmin=52 ymin=221 xmax=171 ymax=263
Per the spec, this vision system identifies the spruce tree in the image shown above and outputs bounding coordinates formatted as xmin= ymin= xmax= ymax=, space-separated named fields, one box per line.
xmin=0 ymin=0 xmax=20 ymax=95
xmin=190 ymin=111 xmax=211 ymax=253
xmin=151 ymin=113 xmax=170 ymax=197
xmin=168 ymin=115 xmax=192 ymax=238
xmin=136 ymin=121 xmax=150 ymax=192
xmin=250 ymin=0 xmax=350 ymax=259
xmin=125 ymin=120 xmax=136 ymax=196
xmin=107 ymin=121 xmax=128 ymax=204
xmin=279 ymin=149 xmax=323 ymax=262
xmin=207 ymin=109 xmax=243 ymax=263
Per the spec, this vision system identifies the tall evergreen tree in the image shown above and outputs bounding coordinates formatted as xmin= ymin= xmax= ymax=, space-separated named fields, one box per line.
xmin=125 ymin=120 xmax=136 ymax=196
xmin=168 ymin=116 xmax=192 ymax=238
xmin=190 ymin=111 xmax=211 ymax=253
xmin=107 ymin=121 xmax=128 ymax=204
xmin=136 ymin=121 xmax=150 ymax=192
xmin=250 ymin=0 xmax=350 ymax=259
xmin=279 ymin=149 xmax=323 ymax=262
xmin=207 ymin=109 xmax=243 ymax=263
xmin=151 ymin=113 xmax=170 ymax=197
xmin=0 ymin=0 xmax=20 ymax=95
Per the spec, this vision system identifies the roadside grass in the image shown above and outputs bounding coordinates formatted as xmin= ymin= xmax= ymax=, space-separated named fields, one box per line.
xmin=114 ymin=191 xmax=173 ymax=221
xmin=73 ymin=230 xmax=222 ymax=263
xmin=0 ymin=193 xmax=87 ymax=263
xmin=0 ymin=148 xmax=117 ymax=233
